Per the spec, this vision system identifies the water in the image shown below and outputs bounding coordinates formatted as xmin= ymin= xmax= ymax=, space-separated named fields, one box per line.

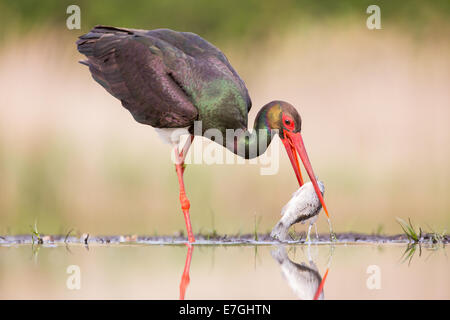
xmin=0 ymin=242 xmax=448 ymax=299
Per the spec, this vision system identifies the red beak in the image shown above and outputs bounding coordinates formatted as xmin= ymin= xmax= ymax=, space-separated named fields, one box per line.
xmin=281 ymin=131 xmax=330 ymax=218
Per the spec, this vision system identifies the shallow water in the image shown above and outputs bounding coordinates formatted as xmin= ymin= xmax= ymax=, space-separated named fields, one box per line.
xmin=0 ymin=243 xmax=448 ymax=299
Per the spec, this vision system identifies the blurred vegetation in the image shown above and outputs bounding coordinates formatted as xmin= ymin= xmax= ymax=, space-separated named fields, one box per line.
xmin=0 ymin=0 xmax=449 ymax=44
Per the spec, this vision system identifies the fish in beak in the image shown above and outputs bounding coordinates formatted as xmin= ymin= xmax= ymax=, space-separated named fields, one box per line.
xmin=281 ymin=130 xmax=330 ymax=219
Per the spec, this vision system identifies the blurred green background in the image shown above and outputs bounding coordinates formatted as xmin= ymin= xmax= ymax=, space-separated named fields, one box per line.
xmin=0 ymin=1 xmax=449 ymax=236
xmin=1 ymin=0 xmax=450 ymax=41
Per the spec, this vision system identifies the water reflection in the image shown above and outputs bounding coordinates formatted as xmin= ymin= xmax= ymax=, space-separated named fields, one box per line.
xmin=271 ymin=246 xmax=332 ymax=300
xmin=179 ymin=244 xmax=194 ymax=300
xmin=401 ymin=242 xmax=446 ymax=266
xmin=8 ymin=240 xmax=447 ymax=299
xmin=179 ymin=243 xmax=335 ymax=300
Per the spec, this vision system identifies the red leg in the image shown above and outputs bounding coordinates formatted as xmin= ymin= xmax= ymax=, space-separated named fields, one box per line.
xmin=174 ymin=135 xmax=195 ymax=243
xmin=179 ymin=135 xmax=194 ymax=174
xmin=179 ymin=243 xmax=194 ymax=300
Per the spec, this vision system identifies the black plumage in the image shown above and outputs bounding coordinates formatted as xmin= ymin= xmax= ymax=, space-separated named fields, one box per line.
xmin=76 ymin=25 xmax=251 ymax=131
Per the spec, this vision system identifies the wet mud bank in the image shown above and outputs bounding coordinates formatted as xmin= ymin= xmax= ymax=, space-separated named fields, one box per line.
xmin=0 ymin=232 xmax=448 ymax=246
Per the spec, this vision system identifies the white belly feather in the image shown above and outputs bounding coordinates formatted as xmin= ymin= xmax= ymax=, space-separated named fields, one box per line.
xmin=154 ymin=127 xmax=190 ymax=145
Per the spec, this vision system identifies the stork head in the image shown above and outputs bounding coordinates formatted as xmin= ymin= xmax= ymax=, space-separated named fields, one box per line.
xmin=258 ymin=100 xmax=330 ymax=218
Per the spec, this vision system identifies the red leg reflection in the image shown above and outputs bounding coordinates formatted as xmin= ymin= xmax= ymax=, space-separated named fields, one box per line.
xmin=179 ymin=243 xmax=194 ymax=300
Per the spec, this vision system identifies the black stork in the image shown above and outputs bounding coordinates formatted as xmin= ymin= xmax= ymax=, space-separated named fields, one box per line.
xmin=76 ymin=25 xmax=331 ymax=243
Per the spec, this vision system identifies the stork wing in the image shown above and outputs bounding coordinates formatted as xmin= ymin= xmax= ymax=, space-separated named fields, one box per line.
xmin=76 ymin=26 xmax=198 ymax=128
xmin=152 ymin=29 xmax=252 ymax=113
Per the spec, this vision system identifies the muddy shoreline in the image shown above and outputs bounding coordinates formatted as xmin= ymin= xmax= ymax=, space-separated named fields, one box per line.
xmin=0 ymin=232 xmax=448 ymax=245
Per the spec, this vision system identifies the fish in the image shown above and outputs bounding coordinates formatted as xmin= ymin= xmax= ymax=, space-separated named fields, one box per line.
xmin=271 ymin=180 xmax=325 ymax=241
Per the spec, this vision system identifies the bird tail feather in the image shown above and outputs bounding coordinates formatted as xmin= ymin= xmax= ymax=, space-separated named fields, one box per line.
xmin=76 ymin=29 xmax=130 ymax=98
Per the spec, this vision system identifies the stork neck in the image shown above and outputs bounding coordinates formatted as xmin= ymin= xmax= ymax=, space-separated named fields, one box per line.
xmin=225 ymin=107 xmax=276 ymax=159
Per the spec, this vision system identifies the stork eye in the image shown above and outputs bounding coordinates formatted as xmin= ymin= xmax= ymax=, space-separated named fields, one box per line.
xmin=282 ymin=114 xmax=295 ymax=130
